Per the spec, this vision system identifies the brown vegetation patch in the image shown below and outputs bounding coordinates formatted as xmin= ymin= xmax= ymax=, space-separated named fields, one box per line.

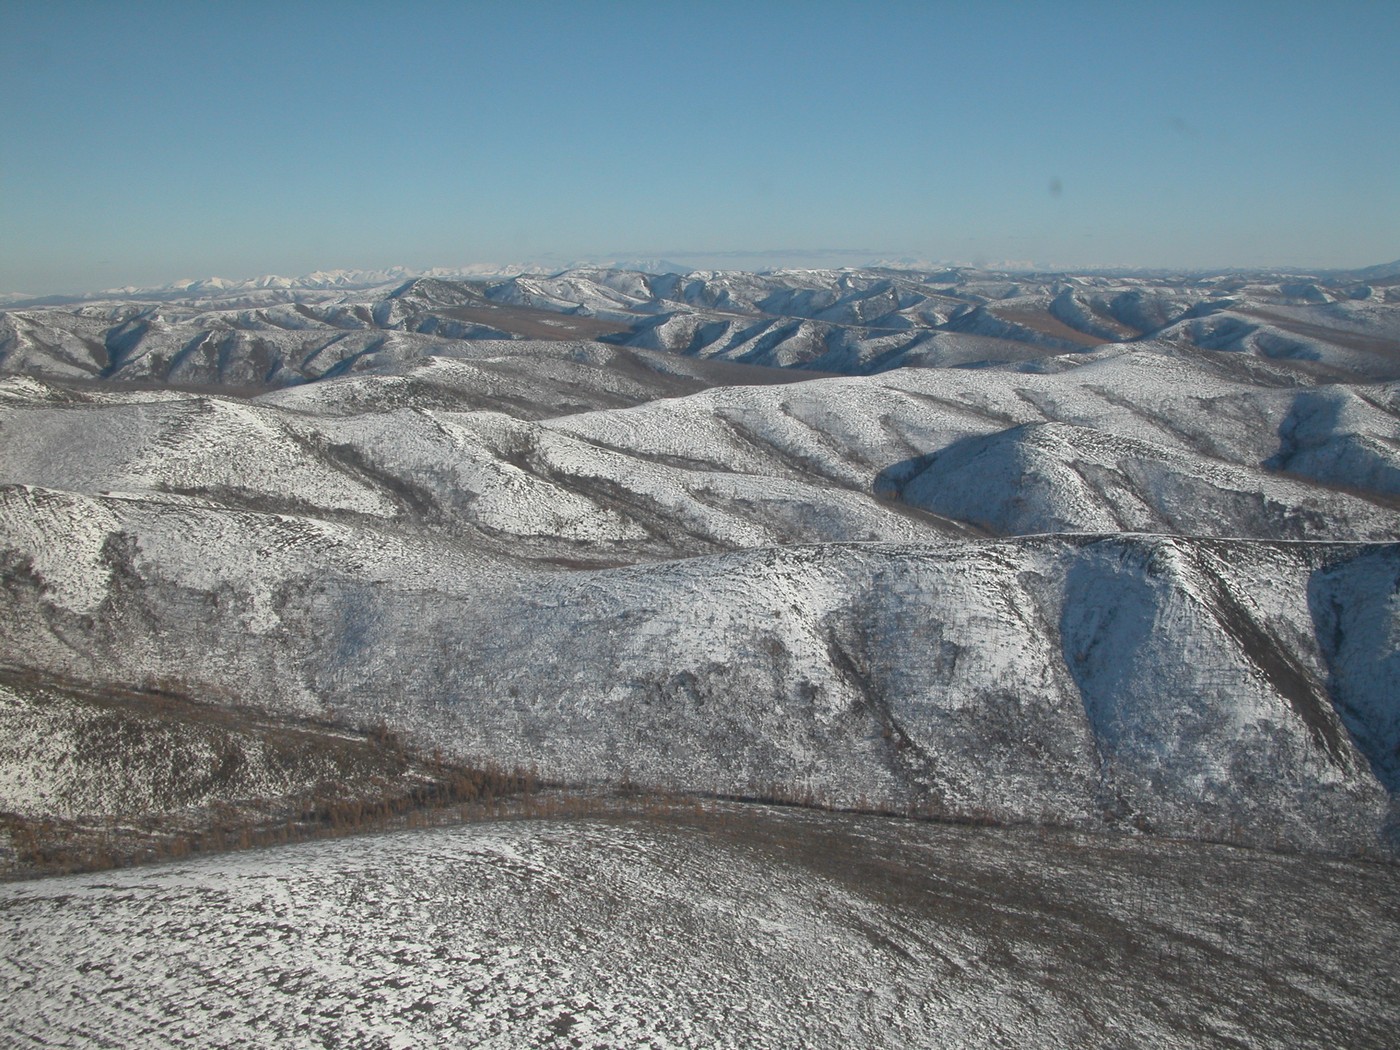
xmin=0 ymin=666 xmax=544 ymax=879
xmin=1234 ymin=307 xmax=1400 ymax=358
xmin=989 ymin=307 xmax=1113 ymax=347
xmin=438 ymin=304 xmax=634 ymax=341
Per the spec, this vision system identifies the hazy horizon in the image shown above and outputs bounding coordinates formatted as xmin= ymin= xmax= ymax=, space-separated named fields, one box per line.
xmin=3 ymin=1 xmax=1397 ymax=295
xmin=11 ymin=248 xmax=1400 ymax=302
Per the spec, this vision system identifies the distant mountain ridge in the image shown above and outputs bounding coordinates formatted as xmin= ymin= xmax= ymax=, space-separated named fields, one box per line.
xmin=9 ymin=256 xmax=1398 ymax=308
xmin=101 ymin=264 xmax=544 ymax=298
xmin=4 ymin=263 xmax=1397 ymax=388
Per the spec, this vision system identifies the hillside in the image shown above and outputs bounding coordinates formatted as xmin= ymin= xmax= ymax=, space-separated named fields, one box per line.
xmin=5 ymin=263 xmax=1398 ymax=387
xmin=5 ymin=809 xmax=1397 ymax=1049
xmin=1 ymin=264 xmax=1398 ymax=865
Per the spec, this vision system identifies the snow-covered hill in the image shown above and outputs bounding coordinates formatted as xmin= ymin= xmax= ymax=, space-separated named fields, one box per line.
xmin=3 ymin=263 xmax=1400 ymax=1049
xmin=0 ymin=266 xmax=1398 ymax=863
xmin=1 ymin=476 xmax=1396 ymax=853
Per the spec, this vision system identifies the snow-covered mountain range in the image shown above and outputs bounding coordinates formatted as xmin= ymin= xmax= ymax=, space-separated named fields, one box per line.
xmin=1 ymin=263 xmax=1398 ymax=864
xmin=4 ymin=261 xmax=1398 ymax=387
xmin=4 ymin=261 xmax=1400 ymax=1046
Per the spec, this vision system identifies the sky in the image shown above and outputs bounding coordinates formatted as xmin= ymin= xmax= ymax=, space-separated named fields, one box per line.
xmin=1 ymin=0 xmax=1397 ymax=293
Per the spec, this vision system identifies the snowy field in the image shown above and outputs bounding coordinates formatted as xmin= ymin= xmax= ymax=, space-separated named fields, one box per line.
xmin=3 ymin=806 xmax=1397 ymax=1050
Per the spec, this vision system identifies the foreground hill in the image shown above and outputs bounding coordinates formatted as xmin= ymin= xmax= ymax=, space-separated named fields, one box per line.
xmin=2 ymin=487 xmax=1395 ymax=855
xmin=5 ymin=809 xmax=1398 ymax=1049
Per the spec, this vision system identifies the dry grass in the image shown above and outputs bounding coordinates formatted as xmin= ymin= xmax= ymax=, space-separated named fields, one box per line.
xmin=438 ymin=304 xmax=633 ymax=341
xmin=989 ymin=307 xmax=1112 ymax=347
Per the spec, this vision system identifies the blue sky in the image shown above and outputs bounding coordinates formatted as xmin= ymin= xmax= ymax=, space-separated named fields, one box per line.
xmin=2 ymin=0 xmax=1397 ymax=292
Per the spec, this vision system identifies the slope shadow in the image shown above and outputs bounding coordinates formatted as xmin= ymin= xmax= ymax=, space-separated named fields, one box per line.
xmin=871 ymin=439 xmax=1008 ymax=537
xmin=873 ymin=430 xmax=1044 ymax=536
xmin=872 ymin=431 xmax=1000 ymax=503
xmin=1307 ymin=549 xmax=1400 ymax=794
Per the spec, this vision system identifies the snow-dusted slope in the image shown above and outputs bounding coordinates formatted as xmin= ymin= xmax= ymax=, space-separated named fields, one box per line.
xmin=3 ymin=347 xmax=1397 ymax=572
xmin=1 ymin=267 xmax=1398 ymax=863
xmin=0 ymin=670 xmax=432 ymax=831
xmin=892 ymin=420 xmax=1395 ymax=538
xmin=5 ymin=810 xmax=1397 ymax=1050
xmin=1 ymin=464 xmax=1395 ymax=853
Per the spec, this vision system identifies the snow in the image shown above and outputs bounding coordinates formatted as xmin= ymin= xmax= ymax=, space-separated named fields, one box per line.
xmin=3 ymin=810 xmax=1397 ymax=1049
xmin=0 ymin=485 xmax=122 ymax=613
xmin=1 ymin=267 xmax=1398 ymax=836
xmin=3 ymin=468 xmax=1392 ymax=851
xmin=1 ymin=263 xmax=1399 ymax=1043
